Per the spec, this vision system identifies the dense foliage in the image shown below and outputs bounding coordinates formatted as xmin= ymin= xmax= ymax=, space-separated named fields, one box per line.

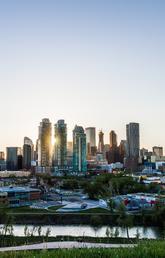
xmin=83 ymin=174 xmax=160 ymax=199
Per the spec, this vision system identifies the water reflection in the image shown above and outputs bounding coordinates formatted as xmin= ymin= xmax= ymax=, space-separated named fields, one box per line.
xmin=0 ymin=225 xmax=162 ymax=239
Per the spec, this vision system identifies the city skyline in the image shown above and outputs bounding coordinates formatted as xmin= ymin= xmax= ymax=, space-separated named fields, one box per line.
xmin=0 ymin=0 xmax=165 ymax=151
xmin=0 ymin=118 xmax=164 ymax=153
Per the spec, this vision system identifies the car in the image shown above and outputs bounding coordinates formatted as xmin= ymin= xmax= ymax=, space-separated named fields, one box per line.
xmin=81 ymin=203 xmax=87 ymax=209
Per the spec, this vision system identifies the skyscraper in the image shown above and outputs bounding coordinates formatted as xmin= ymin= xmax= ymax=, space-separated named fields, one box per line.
xmin=67 ymin=141 xmax=73 ymax=167
xmin=85 ymin=127 xmax=97 ymax=157
xmin=0 ymin=152 xmax=5 ymax=160
xmin=119 ymin=140 xmax=127 ymax=162
xmin=126 ymin=122 xmax=140 ymax=170
xmin=126 ymin=123 xmax=140 ymax=157
xmin=23 ymin=137 xmax=34 ymax=170
xmin=38 ymin=118 xmax=52 ymax=168
xmin=0 ymin=152 xmax=6 ymax=171
xmin=6 ymin=147 xmax=22 ymax=170
xmin=109 ymin=130 xmax=117 ymax=148
xmin=54 ymin=120 xmax=67 ymax=168
xmin=98 ymin=130 xmax=104 ymax=153
xmin=73 ymin=125 xmax=87 ymax=173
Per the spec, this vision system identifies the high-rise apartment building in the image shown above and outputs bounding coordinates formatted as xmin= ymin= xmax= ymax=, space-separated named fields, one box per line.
xmin=86 ymin=127 xmax=96 ymax=147
xmin=119 ymin=140 xmax=127 ymax=162
xmin=54 ymin=120 xmax=67 ymax=168
xmin=23 ymin=137 xmax=34 ymax=169
xmin=153 ymin=146 xmax=163 ymax=157
xmin=0 ymin=152 xmax=5 ymax=160
xmin=0 ymin=152 xmax=6 ymax=171
xmin=67 ymin=141 xmax=73 ymax=167
xmin=98 ymin=130 xmax=104 ymax=153
xmin=38 ymin=118 xmax=52 ymax=168
xmin=126 ymin=122 xmax=140 ymax=170
xmin=85 ymin=127 xmax=97 ymax=157
xmin=110 ymin=130 xmax=117 ymax=148
xmin=73 ymin=125 xmax=87 ymax=172
xmin=126 ymin=123 xmax=140 ymax=158
xmin=106 ymin=130 xmax=119 ymax=164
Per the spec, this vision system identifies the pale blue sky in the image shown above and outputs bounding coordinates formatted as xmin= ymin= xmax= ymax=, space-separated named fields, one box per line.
xmin=0 ymin=0 xmax=165 ymax=152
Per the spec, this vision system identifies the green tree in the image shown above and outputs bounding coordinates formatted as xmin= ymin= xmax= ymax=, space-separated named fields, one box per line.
xmin=105 ymin=227 xmax=110 ymax=239
xmin=135 ymin=228 xmax=140 ymax=239
xmin=108 ymin=198 xmax=115 ymax=213
xmin=114 ymin=227 xmax=120 ymax=238
xmin=117 ymin=203 xmax=133 ymax=239
xmin=38 ymin=226 xmax=42 ymax=237
xmin=45 ymin=227 xmax=51 ymax=242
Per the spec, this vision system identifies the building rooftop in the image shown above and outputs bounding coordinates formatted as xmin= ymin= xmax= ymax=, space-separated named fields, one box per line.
xmin=0 ymin=186 xmax=41 ymax=193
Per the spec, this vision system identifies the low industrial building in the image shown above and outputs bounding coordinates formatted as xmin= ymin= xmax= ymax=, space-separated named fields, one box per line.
xmin=0 ymin=186 xmax=41 ymax=207
xmin=0 ymin=192 xmax=8 ymax=206
xmin=112 ymin=193 xmax=158 ymax=211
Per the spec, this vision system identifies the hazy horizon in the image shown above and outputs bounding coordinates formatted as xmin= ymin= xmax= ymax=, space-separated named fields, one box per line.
xmin=0 ymin=0 xmax=165 ymax=152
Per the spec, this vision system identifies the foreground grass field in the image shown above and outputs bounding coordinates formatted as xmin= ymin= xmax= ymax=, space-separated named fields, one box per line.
xmin=0 ymin=241 xmax=164 ymax=258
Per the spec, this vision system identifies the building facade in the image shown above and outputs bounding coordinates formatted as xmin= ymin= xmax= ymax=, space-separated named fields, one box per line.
xmin=67 ymin=141 xmax=73 ymax=167
xmin=119 ymin=140 xmax=127 ymax=162
xmin=73 ymin=125 xmax=87 ymax=173
xmin=54 ymin=120 xmax=67 ymax=169
xmin=6 ymin=147 xmax=22 ymax=171
xmin=98 ymin=130 xmax=104 ymax=153
xmin=153 ymin=146 xmax=163 ymax=157
xmin=85 ymin=127 xmax=96 ymax=157
xmin=23 ymin=137 xmax=34 ymax=170
xmin=109 ymin=130 xmax=117 ymax=148
xmin=0 ymin=152 xmax=6 ymax=171
xmin=0 ymin=186 xmax=41 ymax=207
xmin=126 ymin=123 xmax=140 ymax=157
xmin=38 ymin=118 xmax=52 ymax=168
xmin=126 ymin=122 xmax=140 ymax=171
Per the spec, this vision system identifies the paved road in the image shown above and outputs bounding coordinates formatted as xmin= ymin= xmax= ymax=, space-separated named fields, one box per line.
xmin=0 ymin=241 xmax=136 ymax=252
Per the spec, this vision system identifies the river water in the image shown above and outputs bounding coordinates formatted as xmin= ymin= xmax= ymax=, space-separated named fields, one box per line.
xmin=0 ymin=225 xmax=162 ymax=239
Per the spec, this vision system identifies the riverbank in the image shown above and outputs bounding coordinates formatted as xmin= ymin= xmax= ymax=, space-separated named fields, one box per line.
xmin=0 ymin=241 xmax=137 ymax=252
xmin=0 ymin=225 xmax=163 ymax=243
xmin=4 ymin=212 xmax=157 ymax=226
xmin=0 ymin=235 xmax=139 ymax=247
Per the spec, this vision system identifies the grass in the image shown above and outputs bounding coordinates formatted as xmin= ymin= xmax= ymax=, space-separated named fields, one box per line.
xmin=7 ymin=206 xmax=110 ymax=215
xmin=0 ymin=241 xmax=164 ymax=258
xmin=47 ymin=205 xmax=64 ymax=211
xmin=7 ymin=207 xmax=50 ymax=214
xmin=79 ymin=208 xmax=110 ymax=214
xmin=5 ymin=206 xmax=155 ymax=216
xmin=7 ymin=206 xmax=64 ymax=214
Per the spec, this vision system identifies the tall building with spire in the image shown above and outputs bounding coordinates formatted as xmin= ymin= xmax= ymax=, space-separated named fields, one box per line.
xmin=54 ymin=119 xmax=67 ymax=169
xmin=98 ymin=130 xmax=104 ymax=153
xmin=73 ymin=125 xmax=87 ymax=173
xmin=38 ymin=118 xmax=52 ymax=168
xmin=106 ymin=130 xmax=119 ymax=164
